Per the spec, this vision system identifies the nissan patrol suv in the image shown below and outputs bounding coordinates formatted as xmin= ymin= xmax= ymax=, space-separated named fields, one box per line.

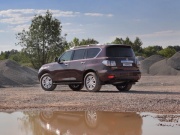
xmin=38 ymin=44 xmax=141 ymax=92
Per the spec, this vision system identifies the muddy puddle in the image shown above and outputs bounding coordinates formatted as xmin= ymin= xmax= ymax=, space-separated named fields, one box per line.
xmin=0 ymin=111 xmax=179 ymax=135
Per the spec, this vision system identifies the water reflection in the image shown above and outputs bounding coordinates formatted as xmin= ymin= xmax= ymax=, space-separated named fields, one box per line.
xmin=0 ymin=111 xmax=179 ymax=135
xmin=21 ymin=111 xmax=143 ymax=135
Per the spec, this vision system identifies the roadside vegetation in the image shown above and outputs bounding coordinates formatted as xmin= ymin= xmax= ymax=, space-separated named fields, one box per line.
xmin=0 ymin=10 xmax=180 ymax=69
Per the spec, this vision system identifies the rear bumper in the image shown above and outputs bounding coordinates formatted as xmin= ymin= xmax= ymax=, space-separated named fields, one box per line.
xmin=98 ymin=70 xmax=141 ymax=84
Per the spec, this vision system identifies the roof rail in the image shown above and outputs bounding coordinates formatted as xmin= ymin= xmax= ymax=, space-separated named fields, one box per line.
xmin=73 ymin=44 xmax=98 ymax=49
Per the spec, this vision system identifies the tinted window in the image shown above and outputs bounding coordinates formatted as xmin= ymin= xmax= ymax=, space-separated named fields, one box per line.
xmin=72 ymin=49 xmax=86 ymax=60
xmin=106 ymin=46 xmax=135 ymax=57
xmin=60 ymin=50 xmax=73 ymax=61
xmin=87 ymin=48 xmax=101 ymax=58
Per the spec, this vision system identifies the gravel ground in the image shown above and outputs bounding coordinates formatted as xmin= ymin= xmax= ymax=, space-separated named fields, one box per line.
xmin=0 ymin=76 xmax=180 ymax=113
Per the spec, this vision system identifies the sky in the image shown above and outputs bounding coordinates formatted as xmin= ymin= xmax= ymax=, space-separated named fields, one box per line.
xmin=0 ymin=0 xmax=180 ymax=52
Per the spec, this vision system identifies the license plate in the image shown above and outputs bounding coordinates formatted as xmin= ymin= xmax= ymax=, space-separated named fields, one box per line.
xmin=123 ymin=63 xmax=132 ymax=66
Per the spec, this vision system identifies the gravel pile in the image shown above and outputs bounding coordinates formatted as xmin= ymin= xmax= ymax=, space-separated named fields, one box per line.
xmin=167 ymin=51 xmax=180 ymax=70
xmin=0 ymin=59 xmax=38 ymax=87
xmin=140 ymin=55 xmax=165 ymax=74
xmin=140 ymin=52 xmax=180 ymax=75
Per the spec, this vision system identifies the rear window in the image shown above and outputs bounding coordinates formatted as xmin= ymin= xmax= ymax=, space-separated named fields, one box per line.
xmin=106 ymin=46 xmax=135 ymax=57
xmin=86 ymin=48 xmax=101 ymax=58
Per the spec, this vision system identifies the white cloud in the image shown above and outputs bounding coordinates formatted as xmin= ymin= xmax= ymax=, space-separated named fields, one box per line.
xmin=0 ymin=9 xmax=81 ymax=25
xmin=107 ymin=14 xmax=114 ymax=17
xmin=84 ymin=12 xmax=113 ymax=17
xmin=143 ymin=39 xmax=180 ymax=47
xmin=0 ymin=16 xmax=33 ymax=24
xmin=63 ymin=28 xmax=85 ymax=34
xmin=138 ymin=30 xmax=180 ymax=38
xmin=0 ymin=9 xmax=33 ymax=24
xmin=53 ymin=11 xmax=80 ymax=17
xmin=0 ymin=9 xmax=114 ymax=25
xmin=0 ymin=30 xmax=5 ymax=32
xmin=12 ymin=24 xmax=30 ymax=32
xmin=137 ymin=30 xmax=180 ymax=47
xmin=0 ymin=9 xmax=79 ymax=17
xmin=62 ymin=23 xmax=72 ymax=26
xmin=84 ymin=13 xmax=104 ymax=17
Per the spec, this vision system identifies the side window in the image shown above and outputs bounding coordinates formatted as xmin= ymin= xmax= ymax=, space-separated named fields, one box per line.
xmin=60 ymin=50 xmax=73 ymax=61
xmin=72 ymin=49 xmax=86 ymax=60
xmin=87 ymin=48 xmax=101 ymax=58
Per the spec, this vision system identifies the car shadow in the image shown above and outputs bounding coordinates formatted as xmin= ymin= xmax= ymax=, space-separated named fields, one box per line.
xmin=127 ymin=90 xmax=180 ymax=95
xmin=54 ymin=89 xmax=180 ymax=95
xmin=100 ymin=90 xmax=180 ymax=95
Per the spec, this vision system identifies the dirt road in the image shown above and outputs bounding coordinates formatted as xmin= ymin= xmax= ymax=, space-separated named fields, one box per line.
xmin=0 ymin=76 xmax=180 ymax=113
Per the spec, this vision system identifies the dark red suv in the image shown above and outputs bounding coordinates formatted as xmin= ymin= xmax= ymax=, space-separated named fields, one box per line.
xmin=38 ymin=44 xmax=141 ymax=92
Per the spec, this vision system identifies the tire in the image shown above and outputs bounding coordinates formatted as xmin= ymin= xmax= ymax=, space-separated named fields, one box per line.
xmin=84 ymin=72 xmax=101 ymax=92
xmin=40 ymin=111 xmax=54 ymax=121
xmin=116 ymin=83 xmax=132 ymax=92
xmin=85 ymin=111 xmax=98 ymax=128
xmin=69 ymin=84 xmax=84 ymax=91
xmin=40 ymin=73 xmax=57 ymax=91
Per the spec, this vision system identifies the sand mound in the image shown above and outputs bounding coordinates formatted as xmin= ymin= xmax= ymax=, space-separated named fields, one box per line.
xmin=140 ymin=55 xmax=165 ymax=74
xmin=0 ymin=59 xmax=38 ymax=87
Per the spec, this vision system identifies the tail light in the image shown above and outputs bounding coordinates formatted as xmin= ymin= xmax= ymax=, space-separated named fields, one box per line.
xmin=108 ymin=75 xmax=115 ymax=79
xmin=135 ymin=58 xmax=140 ymax=67
xmin=102 ymin=60 xmax=116 ymax=66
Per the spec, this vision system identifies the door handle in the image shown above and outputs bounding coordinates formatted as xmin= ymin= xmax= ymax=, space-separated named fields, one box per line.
xmin=64 ymin=63 xmax=68 ymax=66
xmin=81 ymin=61 xmax=85 ymax=64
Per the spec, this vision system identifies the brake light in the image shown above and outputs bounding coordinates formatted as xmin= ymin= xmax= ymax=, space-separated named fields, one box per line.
xmin=102 ymin=60 xmax=116 ymax=66
xmin=108 ymin=75 xmax=115 ymax=79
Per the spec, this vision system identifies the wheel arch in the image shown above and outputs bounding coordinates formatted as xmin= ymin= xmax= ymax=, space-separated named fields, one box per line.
xmin=83 ymin=69 xmax=97 ymax=80
xmin=38 ymin=70 xmax=50 ymax=80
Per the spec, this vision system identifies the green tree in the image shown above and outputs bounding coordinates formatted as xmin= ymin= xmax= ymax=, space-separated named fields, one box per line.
xmin=16 ymin=10 xmax=67 ymax=69
xmin=0 ymin=49 xmax=19 ymax=60
xmin=142 ymin=46 xmax=163 ymax=57
xmin=72 ymin=37 xmax=80 ymax=46
xmin=158 ymin=47 xmax=176 ymax=58
xmin=111 ymin=37 xmax=124 ymax=44
xmin=0 ymin=51 xmax=5 ymax=60
xmin=133 ymin=37 xmax=143 ymax=54
xmin=111 ymin=37 xmax=143 ymax=55
xmin=124 ymin=37 xmax=132 ymax=45
xmin=9 ymin=51 xmax=31 ymax=66
xmin=69 ymin=38 xmax=99 ymax=47
xmin=167 ymin=45 xmax=180 ymax=52
xmin=79 ymin=38 xmax=99 ymax=45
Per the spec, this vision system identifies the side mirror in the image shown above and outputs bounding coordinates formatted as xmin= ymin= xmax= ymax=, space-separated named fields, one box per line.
xmin=54 ymin=57 xmax=58 ymax=62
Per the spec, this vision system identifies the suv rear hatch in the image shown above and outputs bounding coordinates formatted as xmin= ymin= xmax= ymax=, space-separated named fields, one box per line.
xmin=106 ymin=45 xmax=138 ymax=71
